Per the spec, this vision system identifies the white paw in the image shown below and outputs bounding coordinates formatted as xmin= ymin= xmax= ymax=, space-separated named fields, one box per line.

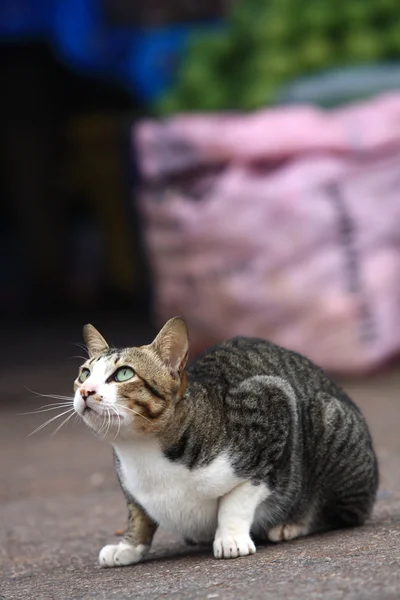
xmin=268 ymin=523 xmax=306 ymax=542
xmin=99 ymin=542 xmax=147 ymax=567
xmin=213 ymin=534 xmax=256 ymax=559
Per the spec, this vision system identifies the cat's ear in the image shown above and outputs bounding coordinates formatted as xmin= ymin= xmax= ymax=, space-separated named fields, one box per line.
xmin=151 ymin=317 xmax=189 ymax=376
xmin=83 ymin=324 xmax=109 ymax=358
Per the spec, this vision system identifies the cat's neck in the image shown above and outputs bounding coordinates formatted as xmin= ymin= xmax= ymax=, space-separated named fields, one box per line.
xmin=157 ymin=382 xmax=197 ymax=449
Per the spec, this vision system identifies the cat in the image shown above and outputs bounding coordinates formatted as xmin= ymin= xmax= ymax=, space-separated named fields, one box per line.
xmin=73 ymin=317 xmax=378 ymax=566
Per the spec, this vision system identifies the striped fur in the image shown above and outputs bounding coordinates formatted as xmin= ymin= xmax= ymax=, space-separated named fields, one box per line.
xmin=74 ymin=318 xmax=378 ymax=565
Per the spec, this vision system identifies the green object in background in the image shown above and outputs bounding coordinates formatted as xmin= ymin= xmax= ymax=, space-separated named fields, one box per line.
xmin=155 ymin=0 xmax=400 ymax=114
xmin=386 ymin=23 xmax=400 ymax=54
xmin=301 ymin=37 xmax=334 ymax=70
xmin=345 ymin=29 xmax=384 ymax=62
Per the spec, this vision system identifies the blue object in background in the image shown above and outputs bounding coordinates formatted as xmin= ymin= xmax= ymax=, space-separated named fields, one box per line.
xmin=127 ymin=26 xmax=198 ymax=102
xmin=0 ymin=0 xmax=54 ymax=38
xmin=0 ymin=0 xmax=219 ymax=102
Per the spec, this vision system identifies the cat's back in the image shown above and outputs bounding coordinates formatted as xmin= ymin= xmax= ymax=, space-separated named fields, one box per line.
xmin=187 ymin=336 xmax=345 ymax=402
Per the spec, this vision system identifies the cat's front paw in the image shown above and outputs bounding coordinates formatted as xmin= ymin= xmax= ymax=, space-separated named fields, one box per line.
xmin=213 ymin=534 xmax=256 ymax=559
xmin=99 ymin=542 xmax=147 ymax=567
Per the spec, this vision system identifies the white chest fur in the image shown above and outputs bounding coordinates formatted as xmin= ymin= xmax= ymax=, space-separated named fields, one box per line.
xmin=114 ymin=440 xmax=242 ymax=542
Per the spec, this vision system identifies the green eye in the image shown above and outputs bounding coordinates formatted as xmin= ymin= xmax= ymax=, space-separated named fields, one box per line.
xmin=79 ymin=368 xmax=90 ymax=383
xmin=114 ymin=367 xmax=135 ymax=382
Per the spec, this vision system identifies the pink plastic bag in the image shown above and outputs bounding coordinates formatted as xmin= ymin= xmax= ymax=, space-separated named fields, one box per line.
xmin=135 ymin=94 xmax=400 ymax=373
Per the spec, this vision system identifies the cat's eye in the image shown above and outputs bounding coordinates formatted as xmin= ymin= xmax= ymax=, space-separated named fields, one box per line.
xmin=79 ymin=368 xmax=90 ymax=383
xmin=114 ymin=367 xmax=135 ymax=382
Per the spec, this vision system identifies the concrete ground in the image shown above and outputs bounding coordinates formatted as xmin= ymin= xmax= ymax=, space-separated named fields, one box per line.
xmin=0 ymin=318 xmax=399 ymax=600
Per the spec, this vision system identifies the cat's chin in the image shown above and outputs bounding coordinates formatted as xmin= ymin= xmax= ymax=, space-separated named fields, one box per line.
xmin=83 ymin=408 xmax=142 ymax=441
xmin=81 ymin=407 xmax=127 ymax=433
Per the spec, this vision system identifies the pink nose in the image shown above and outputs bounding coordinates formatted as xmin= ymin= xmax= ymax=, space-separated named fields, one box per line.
xmin=80 ymin=388 xmax=95 ymax=403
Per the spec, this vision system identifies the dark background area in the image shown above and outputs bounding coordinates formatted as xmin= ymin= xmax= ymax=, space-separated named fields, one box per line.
xmin=0 ymin=41 xmax=149 ymax=338
xmin=0 ymin=0 xmax=234 ymax=334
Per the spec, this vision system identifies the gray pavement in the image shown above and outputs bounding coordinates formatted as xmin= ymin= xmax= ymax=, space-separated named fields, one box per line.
xmin=0 ymin=323 xmax=399 ymax=599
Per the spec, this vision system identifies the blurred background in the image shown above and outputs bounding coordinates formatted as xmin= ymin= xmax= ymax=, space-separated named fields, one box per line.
xmin=2 ymin=0 xmax=400 ymax=375
xmin=1 ymin=4 xmax=400 ymax=595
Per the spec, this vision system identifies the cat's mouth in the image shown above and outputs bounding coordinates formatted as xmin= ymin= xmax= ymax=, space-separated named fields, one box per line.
xmin=79 ymin=398 xmax=103 ymax=417
xmin=83 ymin=405 xmax=103 ymax=418
xmin=74 ymin=397 xmax=126 ymax=430
xmin=82 ymin=405 xmax=121 ymax=422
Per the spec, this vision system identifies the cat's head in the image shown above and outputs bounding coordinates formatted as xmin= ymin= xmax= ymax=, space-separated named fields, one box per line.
xmin=73 ymin=317 xmax=189 ymax=440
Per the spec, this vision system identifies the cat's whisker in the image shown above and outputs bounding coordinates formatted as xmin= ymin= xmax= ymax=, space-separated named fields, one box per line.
xmin=101 ymin=408 xmax=108 ymax=438
xmin=28 ymin=399 xmax=73 ymax=410
xmin=100 ymin=409 xmax=108 ymax=439
xmin=24 ymin=387 xmax=74 ymax=402
xmin=32 ymin=401 xmax=73 ymax=408
xmin=99 ymin=410 xmax=107 ymax=437
xmin=28 ymin=408 xmax=75 ymax=437
xmin=110 ymin=406 xmax=121 ymax=440
xmin=103 ymin=412 xmax=109 ymax=435
xmin=70 ymin=342 xmax=89 ymax=356
xmin=120 ymin=405 xmax=151 ymax=423
xmin=19 ymin=402 xmax=73 ymax=416
xmin=105 ymin=408 xmax=112 ymax=438
xmin=34 ymin=395 xmax=73 ymax=401
xmin=50 ymin=411 xmax=76 ymax=438
xmin=115 ymin=407 xmax=122 ymax=440
xmin=98 ymin=411 xmax=108 ymax=436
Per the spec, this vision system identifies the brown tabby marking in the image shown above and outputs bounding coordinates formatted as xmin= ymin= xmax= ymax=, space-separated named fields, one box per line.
xmin=106 ymin=342 xmax=189 ymax=437
xmin=124 ymin=502 xmax=157 ymax=548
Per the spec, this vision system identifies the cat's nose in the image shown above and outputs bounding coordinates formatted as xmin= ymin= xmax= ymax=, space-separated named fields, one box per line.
xmin=80 ymin=388 xmax=95 ymax=403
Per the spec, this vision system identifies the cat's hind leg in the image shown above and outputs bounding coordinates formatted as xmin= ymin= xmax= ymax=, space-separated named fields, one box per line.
xmin=267 ymin=522 xmax=310 ymax=542
xmin=213 ymin=481 xmax=270 ymax=559
xmin=99 ymin=501 xmax=157 ymax=567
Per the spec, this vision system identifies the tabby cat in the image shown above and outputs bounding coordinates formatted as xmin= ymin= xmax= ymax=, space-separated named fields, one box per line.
xmin=73 ymin=317 xmax=378 ymax=566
